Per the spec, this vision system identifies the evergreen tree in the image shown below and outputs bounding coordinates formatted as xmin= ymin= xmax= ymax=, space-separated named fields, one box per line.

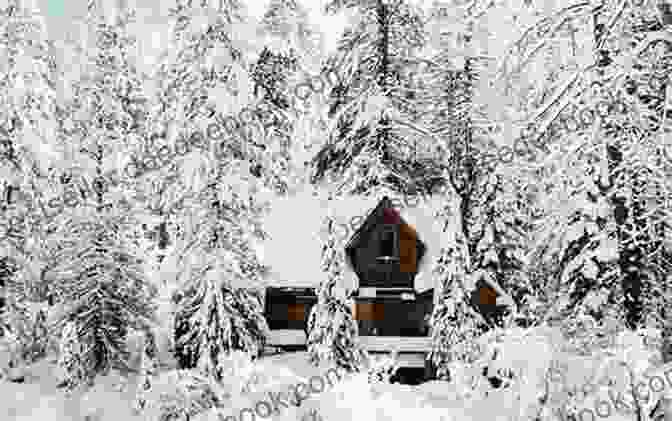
xmin=258 ymin=0 xmax=322 ymax=60
xmin=169 ymin=167 xmax=271 ymax=373
xmin=0 ymin=255 xmax=34 ymax=377
xmin=151 ymin=0 xmax=259 ymax=179
xmin=485 ymin=0 xmax=672 ymax=362
xmin=607 ymin=0 xmax=672 ymax=335
xmin=311 ymin=0 xmax=445 ymax=196
xmin=0 ymin=0 xmax=60 ymax=373
xmin=168 ymin=130 xmax=272 ymax=377
xmin=306 ymin=216 xmax=367 ymax=372
xmin=146 ymin=0 xmax=271 ymax=378
xmin=49 ymin=211 xmax=157 ymax=389
xmin=428 ymin=204 xmax=489 ymax=380
xmin=172 ymin=266 xmax=270 ymax=378
xmin=250 ymin=0 xmax=323 ymax=195
xmin=423 ymin=1 xmax=535 ymax=382
xmin=522 ymin=0 xmax=671 ymax=328
xmin=46 ymin=0 xmax=157 ymax=390
xmin=0 ymin=256 xmax=11 ymax=322
xmin=143 ymin=0 xmax=272 ymax=292
xmin=0 ymin=0 xmax=59 ymax=178
xmin=56 ymin=319 xmax=88 ymax=390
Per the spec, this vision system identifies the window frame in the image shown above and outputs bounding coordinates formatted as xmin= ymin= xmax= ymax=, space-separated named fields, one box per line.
xmin=377 ymin=224 xmax=399 ymax=260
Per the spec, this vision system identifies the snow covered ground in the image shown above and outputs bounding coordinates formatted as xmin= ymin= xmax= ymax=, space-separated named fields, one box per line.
xmin=3 ymin=327 xmax=670 ymax=421
xmin=0 ymin=350 xmax=461 ymax=421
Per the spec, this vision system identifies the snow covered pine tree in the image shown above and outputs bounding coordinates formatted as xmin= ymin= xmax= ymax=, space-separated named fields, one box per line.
xmin=151 ymin=0 xmax=271 ymax=379
xmin=56 ymin=318 xmax=88 ymax=390
xmin=0 ymin=0 xmax=61 ymax=378
xmin=173 ymin=275 xmax=269 ymax=379
xmin=307 ymin=216 xmax=367 ymax=372
xmin=47 ymin=0 xmax=157 ymax=390
xmin=310 ymin=0 xmax=445 ymax=196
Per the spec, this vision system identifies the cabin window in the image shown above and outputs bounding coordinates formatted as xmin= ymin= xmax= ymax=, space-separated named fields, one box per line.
xmin=378 ymin=225 xmax=398 ymax=259
xmin=478 ymin=285 xmax=498 ymax=306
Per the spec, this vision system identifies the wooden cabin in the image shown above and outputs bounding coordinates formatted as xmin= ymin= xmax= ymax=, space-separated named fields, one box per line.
xmin=264 ymin=197 xmax=433 ymax=371
xmin=264 ymin=196 xmax=514 ymax=380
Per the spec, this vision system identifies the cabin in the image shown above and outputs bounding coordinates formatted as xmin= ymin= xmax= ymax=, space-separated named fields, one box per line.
xmin=263 ymin=196 xmax=515 ymax=382
xmin=263 ymin=198 xmax=429 ymax=377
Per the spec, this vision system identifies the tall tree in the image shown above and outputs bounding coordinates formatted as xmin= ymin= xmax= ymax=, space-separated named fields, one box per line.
xmin=151 ymin=0 xmax=272 ymax=374
xmin=257 ymin=0 xmax=332 ymax=190
xmin=46 ymin=0 xmax=157 ymax=390
xmin=0 ymin=0 xmax=61 ymax=373
xmin=502 ymin=0 xmax=671 ymax=350
xmin=306 ymin=215 xmax=367 ymax=372
xmin=425 ymin=0 xmax=536 ymax=379
xmin=250 ymin=0 xmax=324 ymax=195
xmin=258 ymin=0 xmax=322 ymax=60
xmin=310 ymin=0 xmax=445 ymax=196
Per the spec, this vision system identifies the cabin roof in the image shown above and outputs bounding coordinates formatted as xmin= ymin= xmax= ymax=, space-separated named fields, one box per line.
xmin=344 ymin=196 xmax=426 ymax=269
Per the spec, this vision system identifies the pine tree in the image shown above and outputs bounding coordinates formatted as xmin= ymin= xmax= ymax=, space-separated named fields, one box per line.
xmin=465 ymin=172 xmax=534 ymax=327
xmin=310 ymin=0 xmax=445 ymax=197
xmin=249 ymin=45 xmax=298 ymax=195
xmin=258 ymin=0 xmax=322 ymax=60
xmin=607 ymin=0 xmax=672 ymax=335
xmin=151 ymin=0 xmax=259 ymax=177
xmin=506 ymin=0 xmax=670 ymax=350
xmin=0 ymin=0 xmax=61 ymax=371
xmin=0 ymin=0 xmax=59 ymax=178
xmin=422 ymin=1 xmax=544 ymax=384
xmin=172 ymin=267 xmax=270 ymax=378
xmin=143 ymin=0 xmax=270 ymax=289
xmin=1 ymin=227 xmax=53 ymax=374
xmin=46 ymin=0 xmax=157 ymax=390
xmin=56 ymin=319 xmax=88 ymax=390
xmin=169 ymin=144 xmax=271 ymax=378
xmin=147 ymin=0 xmax=272 ymax=379
xmin=250 ymin=0 xmax=322 ymax=195
xmin=1 ymin=256 xmax=33 ymax=378
xmin=0 ymin=256 xmax=11 ymax=323
xmin=306 ymin=216 xmax=367 ymax=372
xmin=48 ymin=211 xmax=157 ymax=389
xmin=428 ymin=207 xmax=489 ymax=380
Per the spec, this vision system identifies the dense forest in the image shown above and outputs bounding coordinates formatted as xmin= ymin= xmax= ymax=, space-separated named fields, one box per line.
xmin=0 ymin=0 xmax=670 ymax=420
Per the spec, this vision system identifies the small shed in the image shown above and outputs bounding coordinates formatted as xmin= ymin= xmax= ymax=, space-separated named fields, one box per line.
xmin=344 ymin=196 xmax=427 ymax=289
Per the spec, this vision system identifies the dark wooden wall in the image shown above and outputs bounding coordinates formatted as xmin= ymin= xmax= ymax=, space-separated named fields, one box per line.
xmin=355 ymin=223 xmax=415 ymax=289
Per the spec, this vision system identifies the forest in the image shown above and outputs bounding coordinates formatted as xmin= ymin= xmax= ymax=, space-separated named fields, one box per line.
xmin=0 ymin=0 xmax=671 ymax=420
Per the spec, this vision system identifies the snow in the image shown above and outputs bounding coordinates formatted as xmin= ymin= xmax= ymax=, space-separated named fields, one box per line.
xmin=0 ymin=349 xmax=460 ymax=421
xmin=3 ymin=325 xmax=669 ymax=421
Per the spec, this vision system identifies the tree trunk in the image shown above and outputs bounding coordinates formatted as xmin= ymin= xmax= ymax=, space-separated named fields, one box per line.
xmin=376 ymin=0 xmax=391 ymax=162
